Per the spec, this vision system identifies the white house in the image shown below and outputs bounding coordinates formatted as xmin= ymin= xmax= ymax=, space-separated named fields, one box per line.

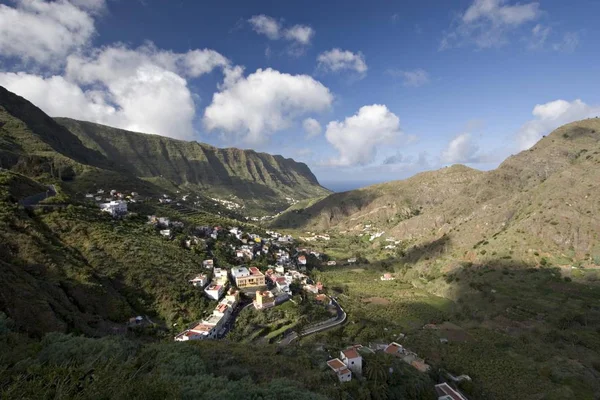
xmin=158 ymin=217 xmax=170 ymax=227
xmin=204 ymin=283 xmax=225 ymax=300
xmin=327 ymin=261 xmax=337 ymax=266
xmin=202 ymin=259 xmax=214 ymax=269
xmin=189 ymin=274 xmax=208 ymax=288
xmin=326 ymin=358 xmax=352 ymax=382
xmin=434 ymin=383 xmax=469 ymax=400
xmin=340 ymin=348 xmax=362 ymax=375
xmin=99 ymin=200 xmax=127 ymax=217
xmin=159 ymin=229 xmax=172 ymax=238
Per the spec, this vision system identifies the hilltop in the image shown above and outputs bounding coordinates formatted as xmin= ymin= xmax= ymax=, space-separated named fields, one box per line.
xmin=0 ymin=86 xmax=330 ymax=215
xmin=273 ymin=118 xmax=600 ymax=262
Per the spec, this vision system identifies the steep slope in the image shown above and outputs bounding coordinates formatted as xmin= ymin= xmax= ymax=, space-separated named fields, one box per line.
xmin=272 ymin=164 xmax=483 ymax=230
xmin=0 ymin=86 xmax=329 ymax=214
xmin=56 ymin=117 xmax=330 ymax=213
xmin=275 ymin=119 xmax=600 ymax=260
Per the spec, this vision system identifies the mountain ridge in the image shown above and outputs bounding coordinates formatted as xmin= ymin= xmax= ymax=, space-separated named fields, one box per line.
xmin=0 ymin=85 xmax=329 ymax=214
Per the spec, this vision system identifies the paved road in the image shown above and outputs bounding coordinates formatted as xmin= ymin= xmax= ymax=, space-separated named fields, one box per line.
xmin=278 ymin=298 xmax=346 ymax=346
xmin=19 ymin=184 xmax=57 ymax=206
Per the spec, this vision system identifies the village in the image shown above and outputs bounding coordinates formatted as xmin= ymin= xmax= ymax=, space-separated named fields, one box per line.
xmin=86 ymin=188 xmax=470 ymax=399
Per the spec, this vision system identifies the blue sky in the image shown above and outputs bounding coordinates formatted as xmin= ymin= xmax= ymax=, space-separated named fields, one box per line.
xmin=1 ymin=0 xmax=599 ymax=191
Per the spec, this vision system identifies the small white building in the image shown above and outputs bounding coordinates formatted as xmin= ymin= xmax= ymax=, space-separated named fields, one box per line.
xmin=189 ymin=274 xmax=208 ymax=288
xmin=159 ymin=229 xmax=172 ymax=238
xmin=204 ymin=283 xmax=225 ymax=300
xmin=340 ymin=348 xmax=362 ymax=375
xmin=202 ymin=259 xmax=214 ymax=269
xmin=327 ymin=261 xmax=337 ymax=266
xmin=327 ymin=358 xmax=352 ymax=382
xmin=99 ymin=200 xmax=127 ymax=217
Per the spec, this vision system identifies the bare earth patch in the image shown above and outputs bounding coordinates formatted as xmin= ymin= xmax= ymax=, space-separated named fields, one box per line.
xmin=362 ymin=297 xmax=391 ymax=305
xmin=351 ymin=268 xmax=365 ymax=272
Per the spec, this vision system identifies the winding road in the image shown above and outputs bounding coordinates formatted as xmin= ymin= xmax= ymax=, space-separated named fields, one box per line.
xmin=278 ymin=298 xmax=347 ymax=346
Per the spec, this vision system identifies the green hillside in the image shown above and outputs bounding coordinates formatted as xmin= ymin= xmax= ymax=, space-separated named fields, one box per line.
xmin=56 ymin=117 xmax=330 ymax=214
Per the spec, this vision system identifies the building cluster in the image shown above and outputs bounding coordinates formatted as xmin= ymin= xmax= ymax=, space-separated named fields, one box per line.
xmin=86 ymin=188 xmax=140 ymax=217
xmin=327 ymin=346 xmax=364 ymax=382
xmin=174 ymin=288 xmax=239 ymax=341
xmin=299 ymin=232 xmax=331 ymax=242
xmin=326 ymin=343 xmax=467 ymax=399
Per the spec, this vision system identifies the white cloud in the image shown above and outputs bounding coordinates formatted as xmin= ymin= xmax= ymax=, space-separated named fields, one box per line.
xmin=528 ymin=24 xmax=551 ymax=49
xmin=203 ymin=68 xmax=333 ymax=144
xmin=517 ymin=99 xmax=600 ymax=150
xmin=1 ymin=43 xmax=230 ymax=140
xmin=284 ymin=25 xmax=314 ymax=45
xmin=325 ymin=105 xmax=402 ymax=166
xmin=0 ymin=0 xmax=100 ymax=66
xmin=65 ymin=44 xmax=229 ymax=83
xmin=441 ymin=0 xmax=541 ymax=49
xmin=317 ymin=49 xmax=367 ymax=77
xmin=441 ymin=133 xmax=481 ymax=163
xmin=553 ymin=32 xmax=579 ymax=52
xmin=388 ymin=68 xmax=430 ymax=87
xmin=0 ymin=68 xmax=197 ymax=140
xmin=248 ymin=14 xmax=281 ymax=40
xmin=248 ymin=14 xmax=314 ymax=47
xmin=303 ymin=118 xmax=322 ymax=137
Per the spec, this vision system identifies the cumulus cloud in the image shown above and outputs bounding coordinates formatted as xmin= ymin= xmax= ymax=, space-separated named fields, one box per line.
xmin=248 ymin=14 xmax=281 ymax=40
xmin=203 ymin=68 xmax=333 ymax=144
xmin=325 ymin=105 xmax=402 ymax=166
xmin=303 ymin=118 xmax=322 ymax=137
xmin=317 ymin=49 xmax=367 ymax=77
xmin=441 ymin=133 xmax=482 ymax=163
xmin=517 ymin=99 xmax=600 ymax=150
xmin=284 ymin=25 xmax=314 ymax=45
xmin=65 ymin=44 xmax=229 ymax=83
xmin=387 ymin=68 xmax=430 ymax=87
xmin=0 ymin=67 xmax=198 ymax=140
xmin=248 ymin=14 xmax=314 ymax=47
xmin=441 ymin=0 xmax=541 ymax=49
xmin=0 ymin=0 xmax=101 ymax=66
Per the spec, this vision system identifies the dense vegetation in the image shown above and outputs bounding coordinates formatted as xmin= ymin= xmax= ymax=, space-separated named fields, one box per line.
xmin=56 ymin=117 xmax=330 ymax=214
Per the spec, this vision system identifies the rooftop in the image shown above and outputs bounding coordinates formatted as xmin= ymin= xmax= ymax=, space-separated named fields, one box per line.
xmin=342 ymin=348 xmax=360 ymax=360
xmin=327 ymin=358 xmax=346 ymax=370
xmin=231 ymin=267 xmax=250 ymax=278
xmin=206 ymin=284 xmax=222 ymax=291
xmin=190 ymin=323 xmax=214 ymax=333
xmin=384 ymin=342 xmax=403 ymax=355
xmin=249 ymin=267 xmax=264 ymax=276
xmin=434 ymin=383 xmax=468 ymax=400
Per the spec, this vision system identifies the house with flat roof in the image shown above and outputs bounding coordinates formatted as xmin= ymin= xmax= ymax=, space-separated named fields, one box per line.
xmin=204 ymin=283 xmax=225 ymax=300
xmin=327 ymin=358 xmax=352 ymax=383
xmin=99 ymin=200 xmax=127 ymax=217
xmin=189 ymin=274 xmax=208 ymax=288
xmin=231 ymin=266 xmax=265 ymax=288
xmin=434 ymin=383 xmax=468 ymax=400
xmin=340 ymin=348 xmax=362 ymax=375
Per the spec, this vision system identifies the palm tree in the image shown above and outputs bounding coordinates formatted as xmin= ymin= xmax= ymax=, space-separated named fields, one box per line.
xmin=365 ymin=354 xmax=388 ymax=384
